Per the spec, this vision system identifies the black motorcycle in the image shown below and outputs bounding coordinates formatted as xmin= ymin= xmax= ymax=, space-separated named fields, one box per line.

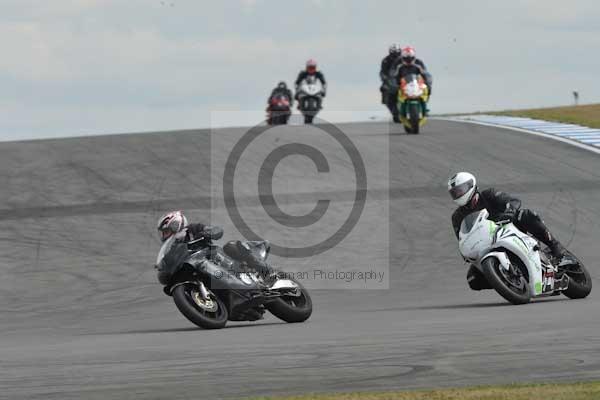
xmin=155 ymin=232 xmax=312 ymax=329
xmin=267 ymin=94 xmax=292 ymax=125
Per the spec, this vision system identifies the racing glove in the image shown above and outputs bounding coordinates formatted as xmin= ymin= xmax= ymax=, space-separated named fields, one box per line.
xmin=493 ymin=210 xmax=517 ymax=224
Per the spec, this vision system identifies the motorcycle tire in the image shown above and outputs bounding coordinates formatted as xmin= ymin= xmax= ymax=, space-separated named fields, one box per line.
xmin=562 ymin=256 xmax=592 ymax=299
xmin=408 ymin=102 xmax=420 ymax=134
xmin=172 ymin=284 xmax=228 ymax=329
xmin=266 ymin=280 xmax=312 ymax=323
xmin=482 ymin=257 xmax=531 ymax=305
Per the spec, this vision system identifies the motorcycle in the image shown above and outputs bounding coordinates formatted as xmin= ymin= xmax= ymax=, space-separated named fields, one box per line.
xmin=296 ymin=75 xmax=325 ymax=124
xmin=155 ymin=232 xmax=313 ymax=329
xmin=397 ymin=73 xmax=429 ymax=134
xmin=266 ymin=94 xmax=292 ymax=125
xmin=458 ymin=209 xmax=592 ymax=305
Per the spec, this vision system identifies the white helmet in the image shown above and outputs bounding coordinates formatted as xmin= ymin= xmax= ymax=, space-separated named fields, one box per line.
xmin=156 ymin=210 xmax=188 ymax=242
xmin=448 ymin=172 xmax=477 ymax=206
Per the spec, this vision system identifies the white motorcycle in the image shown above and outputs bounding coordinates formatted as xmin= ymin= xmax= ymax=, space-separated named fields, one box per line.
xmin=296 ymin=76 xmax=325 ymax=124
xmin=459 ymin=209 xmax=592 ymax=304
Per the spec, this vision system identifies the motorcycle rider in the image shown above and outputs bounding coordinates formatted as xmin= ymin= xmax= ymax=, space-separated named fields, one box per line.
xmin=156 ymin=211 xmax=276 ymax=281
xmin=268 ymin=81 xmax=294 ymax=108
xmin=294 ymin=59 xmax=327 ymax=109
xmin=380 ymin=44 xmax=402 ymax=86
xmin=380 ymin=44 xmax=402 ymax=121
xmin=395 ymin=46 xmax=432 ymax=116
xmin=447 ymin=172 xmax=567 ymax=291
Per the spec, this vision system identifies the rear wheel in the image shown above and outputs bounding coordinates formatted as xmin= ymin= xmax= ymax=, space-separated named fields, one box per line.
xmin=172 ymin=283 xmax=228 ymax=329
xmin=304 ymin=114 xmax=314 ymax=124
xmin=482 ymin=257 xmax=531 ymax=305
xmin=408 ymin=102 xmax=420 ymax=134
xmin=561 ymin=255 xmax=592 ymax=299
xmin=267 ymin=280 xmax=312 ymax=323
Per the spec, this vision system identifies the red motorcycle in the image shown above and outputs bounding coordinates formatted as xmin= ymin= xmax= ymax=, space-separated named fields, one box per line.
xmin=266 ymin=94 xmax=292 ymax=125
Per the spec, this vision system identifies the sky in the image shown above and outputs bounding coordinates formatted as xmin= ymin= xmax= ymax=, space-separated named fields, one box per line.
xmin=1 ymin=0 xmax=600 ymax=140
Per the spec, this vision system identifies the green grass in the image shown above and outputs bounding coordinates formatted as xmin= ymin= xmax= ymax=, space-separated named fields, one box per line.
xmin=488 ymin=103 xmax=600 ymax=129
xmin=248 ymin=381 xmax=600 ymax=400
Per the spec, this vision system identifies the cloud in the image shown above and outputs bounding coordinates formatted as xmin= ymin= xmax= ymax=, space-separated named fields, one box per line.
xmin=1 ymin=1 xmax=599 ymax=139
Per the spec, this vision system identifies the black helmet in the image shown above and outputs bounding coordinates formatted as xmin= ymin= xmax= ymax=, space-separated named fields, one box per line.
xmin=277 ymin=81 xmax=287 ymax=90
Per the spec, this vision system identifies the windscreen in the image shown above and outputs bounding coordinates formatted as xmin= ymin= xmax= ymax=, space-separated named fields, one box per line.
xmin=155 ymin=235 xmax=188 ymax=272
xmin=403 ymin=73 xmax=418 ymax=84
xmin=460 ymin=211 xmax=483 ymax=235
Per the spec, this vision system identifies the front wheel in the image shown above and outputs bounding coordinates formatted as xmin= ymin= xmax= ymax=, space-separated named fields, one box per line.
xmin=408 ymin=102 xmax=421 ymax=134
xmin=562 ymin=255 xmax=592 ymax=299
xmin=172 ymin=283 xmax=228 ymax=329
xmin=482 ymin=257 xmax=531 ymax=305
xmin=267 ymin=280 xmax=312 ymax=323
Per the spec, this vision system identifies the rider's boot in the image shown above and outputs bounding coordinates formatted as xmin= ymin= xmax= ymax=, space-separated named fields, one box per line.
xmin=554 ymin=274 xmax=570 ymax=291
xmin=546 ymin=236 xmax=573 ymax=277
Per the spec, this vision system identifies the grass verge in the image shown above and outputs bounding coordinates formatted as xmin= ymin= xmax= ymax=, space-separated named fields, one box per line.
xmin=248 ymin=381 xmax=600 ymax=400
xmin=487 ymin=103 xmax=600 ymax=129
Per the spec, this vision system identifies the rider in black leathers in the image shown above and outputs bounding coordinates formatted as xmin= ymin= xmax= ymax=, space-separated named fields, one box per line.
xmin=380 ymin=44 xmax=403 ymax=121
xmin=449 ymin=180 xmax=567 ymax=291
xmin=268 ymin=81 xmax=294 ymax=108
xmin=380 ymin=45 xmax=402 ymax=101
xmin=156 ymin=211 xmax=276 ymax=281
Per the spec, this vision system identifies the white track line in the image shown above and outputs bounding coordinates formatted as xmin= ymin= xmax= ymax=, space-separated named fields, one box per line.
xmin=436 ymin=116 xmax=600 ymax=156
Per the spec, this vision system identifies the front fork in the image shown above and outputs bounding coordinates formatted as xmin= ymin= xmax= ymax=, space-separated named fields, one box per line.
xmin=166 ymin=280 xmax=212 ymax=300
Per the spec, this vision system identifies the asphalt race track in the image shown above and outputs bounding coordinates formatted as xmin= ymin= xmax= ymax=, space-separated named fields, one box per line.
xmin=1 ymin=120 xmax=599 ymax=399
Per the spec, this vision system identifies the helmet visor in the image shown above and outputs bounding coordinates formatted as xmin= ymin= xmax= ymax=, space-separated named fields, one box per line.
xmin=307 ymin=66 xmax=316 ymax=73
xmin=449 ymin=179 xmax=474 ymax=200
xmin=159 ymin=228 xmax=175 ymax=242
